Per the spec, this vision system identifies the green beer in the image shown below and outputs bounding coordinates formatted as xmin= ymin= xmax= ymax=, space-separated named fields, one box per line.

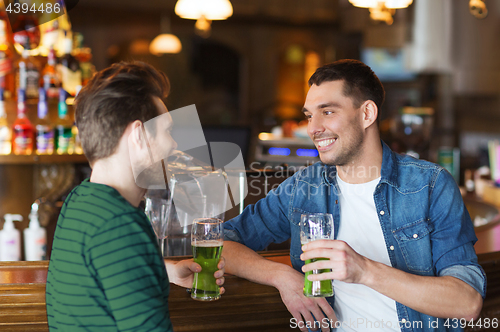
xmin=303 ymin=257 xmax=334 ymax=297
xmin=300 ymin=213 xmax=335 ymax=297
xmin=191 ymin=240 xmax=223 ymax=301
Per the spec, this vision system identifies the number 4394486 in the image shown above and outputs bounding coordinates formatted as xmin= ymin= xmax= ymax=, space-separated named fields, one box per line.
xmin=6 ymin=2 xmax=61 ymax=14
xmin=444 ymin=318 xmax=498 ymax=329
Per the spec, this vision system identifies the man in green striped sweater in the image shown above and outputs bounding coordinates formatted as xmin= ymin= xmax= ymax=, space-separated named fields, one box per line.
xmin=46 ymin=62 xmax=225 ymax=331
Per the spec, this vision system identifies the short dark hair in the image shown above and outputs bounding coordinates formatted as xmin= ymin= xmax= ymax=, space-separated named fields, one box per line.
xmin=308 ymin=59 xmax=385 ymax=112
xmin=75 ymin=61 xmax=170 ymax=164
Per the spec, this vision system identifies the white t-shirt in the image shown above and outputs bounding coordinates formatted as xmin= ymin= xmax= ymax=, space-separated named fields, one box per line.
xmin=333 ymin=174 xmax=401 ymax=332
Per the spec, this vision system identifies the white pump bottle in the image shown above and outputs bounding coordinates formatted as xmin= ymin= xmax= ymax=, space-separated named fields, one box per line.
xmin=0 ymin=214 xmax=22 ymax=261
xmin=24 ymin=202 xmax=47 ymax=261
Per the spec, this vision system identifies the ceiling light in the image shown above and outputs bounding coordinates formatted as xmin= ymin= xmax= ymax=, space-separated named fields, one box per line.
xmin=150 ymin=16 xmax=182 ymax=55
xmin=348 ymin=0 xmax=413 ymax=9
xmin=469 ymin=0 xmax=488 ymax=19
xmin=348 ymin=0 xmax=412 ymax=24
xmin=175 ymin=0 xmax=233 ymax=20
xmin=150 ymin=34 xmax=182 ymax=55
xmin=174 ymin=0 xmax=233 ymax=36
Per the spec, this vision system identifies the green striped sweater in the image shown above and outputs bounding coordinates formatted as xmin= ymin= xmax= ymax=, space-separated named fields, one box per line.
xmin=46 ymin=179 xmax=173 ymax=331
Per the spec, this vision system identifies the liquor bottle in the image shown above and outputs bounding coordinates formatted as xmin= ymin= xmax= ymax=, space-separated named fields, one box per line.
xmin=54 ymin=88 xmax=74 ymax=154
xmin=36 ymin=88 xmax=54 ymax=155
xmin=57 ymin=35 xmax=82 ymax=97
xmin=72 ymin=85 xmax=83 ymax=154
xmin=41 ymin=48 xmax=60 ymax=99
xmin=0 ymin=88 xmax=11 ymax=155
xmin=72 ymin=125 xmax=83 ymax=155
xmin=16 ymin=41 xmax=40 ymax=99
xmin=73 ymin=33 xmax=94 ymax=86
xmin=0 ymin=9 xmax=15 ymax=98
xmin=12 ymin=89 xmax=34 ymax=155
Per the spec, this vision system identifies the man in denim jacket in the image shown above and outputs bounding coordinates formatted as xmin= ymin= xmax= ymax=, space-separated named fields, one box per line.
xmin=223 ymin=60 xmax=485 ymax=332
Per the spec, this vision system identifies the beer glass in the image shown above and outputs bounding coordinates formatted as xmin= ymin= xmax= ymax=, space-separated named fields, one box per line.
xmin=300 ymin=213 xmax=334 ymax=297
xmin=191 ymin=218 xmax=223 ymax=301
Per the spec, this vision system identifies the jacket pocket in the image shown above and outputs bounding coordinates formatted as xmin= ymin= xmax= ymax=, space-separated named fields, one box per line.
xmin=393 ymin=219 xmax=434 ymax=273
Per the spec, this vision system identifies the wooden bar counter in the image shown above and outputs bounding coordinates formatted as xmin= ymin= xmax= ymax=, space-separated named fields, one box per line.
xmin=0 ymin=251 xmax=294 ymax=332
xmin=1 ymin=246 xmax=500 ymax=331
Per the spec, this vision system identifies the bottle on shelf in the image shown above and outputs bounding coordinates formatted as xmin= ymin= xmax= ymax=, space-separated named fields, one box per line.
xmin=73 ymin=32 xmax=94 ymax=87
xmin=24 ymin=201 xmax=47 ymax=261
xmin=0 ymin=88 xmax=11 ymax=155
xmin=12 ymin=89 xmax=34 ymax=155
xmin=41 ymin=47 xmax=60 ymax=99
xmin=72 ymin=123 xmax=83 ymax=155
xmin=16 ymin=41 xmax=40 ymax=99
xmin=0 ymin=214 xmax=22 ymax=262
xmin=54 ymin=88 xmax=74 ymax=154
xmin=0 ymin=10 xmax=15 ymax=98
xmin=72 ymin=84 xmax=83 ymax=154
xmin=57 ymin=33 xmax=82 ymax=97
xmin=36 ymin=87 xmax=54 ymax=155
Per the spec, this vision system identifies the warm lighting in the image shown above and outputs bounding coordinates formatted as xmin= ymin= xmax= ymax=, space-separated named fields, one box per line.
xmin=469 ymin=0 xmax=488 ymax=19
xmin=175 ymin=0 xmax=233 ymax=36
xmin=150 ymin=34 xmax=182 ymax=55
xmin=348 ymin=0 xmax=413 ymax=9
xmin=175 ymin=0 xmax=233 ymax=20
xmin=369 ymin=6 xmax=396 ymax=25
xmin=150 ymin=16 xmax=182 ymax=55
xmin=348 ymin=0 xmax=412 ymax=24
xmin=258 ymin=133 xmax=274 ymax=141
xmin=14 ymin=43 xmax=48 ymax=56
xmin=130 ymin=39 xmax=152 ymax=55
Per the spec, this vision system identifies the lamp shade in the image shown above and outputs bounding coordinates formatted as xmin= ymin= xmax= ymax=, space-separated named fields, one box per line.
xmin=150 ymin=34 xmax=182 ymax=55
xmin=175 ymin=0 xmax=233 ymax=20
xmin=349 ymin=0 xmax=413 ymax=9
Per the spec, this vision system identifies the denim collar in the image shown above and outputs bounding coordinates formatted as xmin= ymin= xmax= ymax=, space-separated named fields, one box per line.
xmin=322 ymin=140 xmax=397 ymax=187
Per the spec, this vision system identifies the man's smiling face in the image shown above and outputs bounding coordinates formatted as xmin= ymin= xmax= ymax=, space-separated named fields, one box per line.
xmin=303 ymin=80 xmax=366 ymax=166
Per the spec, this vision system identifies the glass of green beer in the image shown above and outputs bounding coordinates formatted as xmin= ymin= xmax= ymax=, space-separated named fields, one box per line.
xmin=191 ymin=218 xmax=223 ymax=301
xmin=300 ymin=213 xmax=334 ymax=297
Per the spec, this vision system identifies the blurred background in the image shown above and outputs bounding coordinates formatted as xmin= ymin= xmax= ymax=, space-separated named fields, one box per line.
xmin=69 ymin=0 xmax=500 ymax=171
xmin=1 ymin=0 xmax=500 ymax=260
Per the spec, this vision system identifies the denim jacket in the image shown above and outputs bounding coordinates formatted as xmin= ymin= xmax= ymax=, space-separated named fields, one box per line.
xmin=224 ymin=141 xmax=486 ymax=332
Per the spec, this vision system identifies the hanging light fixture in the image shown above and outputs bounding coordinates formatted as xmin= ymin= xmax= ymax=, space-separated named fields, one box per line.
xmin=348 ymin=0 xmax=413 ymax=24
xmin=469 ymin=0 xmax=488 ymax=19
xmin=369 ymin=5 xmax=396 ymax=25
xmin=174 ymin=0 xmax=233 ymax=37
xmin=348 ymin=0 xmax=413 ymax=9
xmin=150 ymin=16 xmax=182 ymax=55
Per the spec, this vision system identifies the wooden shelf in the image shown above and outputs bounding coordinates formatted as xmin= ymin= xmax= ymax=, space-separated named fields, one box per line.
xmin=0 ymin=154 xmax=88 ymax=165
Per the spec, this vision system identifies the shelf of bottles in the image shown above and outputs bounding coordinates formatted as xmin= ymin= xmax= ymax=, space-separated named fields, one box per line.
xmin=0 ymin=1 xmax=93 ymax=165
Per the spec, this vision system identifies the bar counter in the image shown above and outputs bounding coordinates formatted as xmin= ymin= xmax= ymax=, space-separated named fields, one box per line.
xmin=0 ymin=250 xmax=293 ymax=332
xmin=1 ymin=239 xmax=500 ymax=331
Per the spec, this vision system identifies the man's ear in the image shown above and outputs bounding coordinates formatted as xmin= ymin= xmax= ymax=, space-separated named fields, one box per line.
xmin=362 ymin=101 xmax=378 ymax=129
xmin=129 ymin=120 xmax=146 ymax=149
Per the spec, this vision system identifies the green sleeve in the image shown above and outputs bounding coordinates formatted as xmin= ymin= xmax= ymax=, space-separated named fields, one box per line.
xmin=86 ymin=212 xmax=173 ymax=332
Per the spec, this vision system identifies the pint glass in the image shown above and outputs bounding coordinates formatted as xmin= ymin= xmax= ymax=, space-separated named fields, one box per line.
xmin=191 ymin=218 xmax=223 ymax=301
xmin=300 ymin=213 xmax=334 ymax=297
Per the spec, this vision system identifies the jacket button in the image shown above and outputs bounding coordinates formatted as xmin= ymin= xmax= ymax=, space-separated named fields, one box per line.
xmin=401 ymin=319 xmax=407 ymax=324
xmin=379 ymin=210 xmax=385 ymax=215
xmin=413 ymin=234 xmax=418 ymax=239
xmin=389 ymin=246 xmax=394 ymax=250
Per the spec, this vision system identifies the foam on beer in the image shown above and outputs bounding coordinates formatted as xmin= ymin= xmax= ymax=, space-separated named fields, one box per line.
xmin=192 ymin=240 xmax=223 ymax=247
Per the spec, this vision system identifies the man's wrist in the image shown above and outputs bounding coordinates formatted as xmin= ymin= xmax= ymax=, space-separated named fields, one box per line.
xmin=270 ymin=264 xmax=300 ymax=290
xmin=360 ymin=258 xmax=380 ymax=288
